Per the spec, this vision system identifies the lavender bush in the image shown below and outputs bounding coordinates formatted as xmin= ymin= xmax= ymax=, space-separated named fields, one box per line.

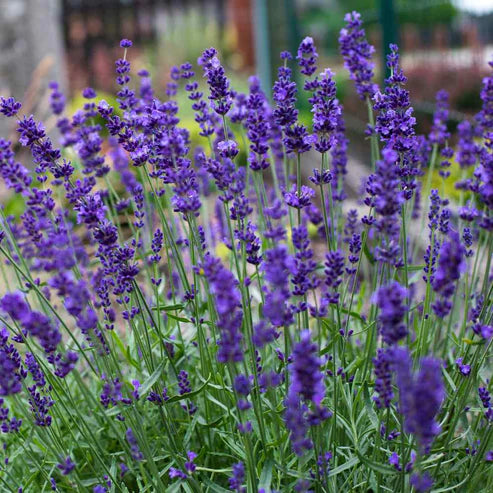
xmin=0 ymin=11 xmax=491 ymax=493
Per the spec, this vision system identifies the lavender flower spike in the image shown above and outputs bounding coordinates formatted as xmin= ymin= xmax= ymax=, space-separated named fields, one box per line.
xmin=394 ymin=348 xmax=444 ymax=454
xmin=284 ymin=330 xmax=329 ymax=456
xmin=375 ymin=281 xmax=408 ymax=345
xmin=289 ymin=330 xmax=325 ymax=405
xmin=339 ymin=12 xmax=378 ymax=100
xmin=199 ymin=48 xmax=233 ymax=116
xmin=197 ymin=254 xmax=244 ymax=363
xmin=297 ymin=37 xmax=318 ymax=77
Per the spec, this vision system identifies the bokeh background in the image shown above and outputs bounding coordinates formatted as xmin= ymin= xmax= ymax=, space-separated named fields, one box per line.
xmin=0 ymin=0 xmax=492 ymax=164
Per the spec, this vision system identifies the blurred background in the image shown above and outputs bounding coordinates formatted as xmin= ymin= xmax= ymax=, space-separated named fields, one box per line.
xmin=0 ymin=0 xmax=492 ymax=158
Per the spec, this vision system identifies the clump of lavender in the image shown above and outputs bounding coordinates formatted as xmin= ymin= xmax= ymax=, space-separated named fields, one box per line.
xmin=0 ymin=15 xmax=491 ymax=493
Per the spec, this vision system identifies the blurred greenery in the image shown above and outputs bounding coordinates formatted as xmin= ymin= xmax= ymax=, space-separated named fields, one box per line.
xmin=300 ymin=0 xmax=457 ymax=54
xmin=424 ymin=148 xmax=476 ymax=204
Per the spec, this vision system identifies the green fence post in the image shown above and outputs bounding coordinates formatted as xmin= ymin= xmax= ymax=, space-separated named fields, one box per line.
xmin=379 ymin=0 xmax=398 ymax=83
xmin=253 ymin=0 xmax=272 ymax=98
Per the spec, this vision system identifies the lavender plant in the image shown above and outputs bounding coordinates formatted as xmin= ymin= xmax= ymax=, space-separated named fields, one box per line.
xmin=0 ymin=13 xmax=491 ymax=493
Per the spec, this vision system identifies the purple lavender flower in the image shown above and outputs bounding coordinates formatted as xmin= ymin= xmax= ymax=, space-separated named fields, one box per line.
xmin=199 ymin=48 xmax=233 ymax=116
xmin=261 ymin=245 xmax=295 ymax=327
xmin=185 ymin=451 xmax=197 ymax=474
xmin=25 ymin=353 xmax=45 ymax=388
xmin=16 ymin=115 xmax=46 ymax=148
xmin=0 ymin=329 xmax=24 ymax=396
xmin=169 ymin=451 xmax=197 ymax=480
xmin=229 ymin=461 xmax=246 ymax=492
xmin=0 ymin=97 xmax=22 ymax=117
xmin=285 ymin=331 xmax=328 ymax=455
xmin=0 ymin=292 xmax=29 ymax=323
xmin=169 ymin=467 xmax=187 ymax=480
xmin=365 ymin=148 xmax=404 ymax=240
xmin=27 ymin=385 xmax=53 ymax=426
xmin=429 ymin=90 xmax=450 ymax=146
xmin=344 ymin=209 xmax=359 ymax=240
xmin=149 ymin=228 xmax=163 ymax=264
xmin=475 ymin=66 xmax=493 ymax=211
xmin=178 ymin=370 xmax=191 ymax=395
xmin=373 ymin=348 xmax=394 ymax=408
xmin=394 ymin=348 xmax=444 ymax=454
xmin=339 ymin=12 xmax=378 ymax=100
xmin=294 ymin=479 xmax=312 ymax=492
xmin=410 ymin=473 xmax=434 ymax=492
xmin=284 ymin=124 xmax=313 ymax=155
xmin=297 ymin=37 xmax=318 ymax=77
xmin=236 ymin=221 xmax=261 ymax=266
xmin=310 ymin=69 xmax=341 ymax=153
xmin=456 ymin=121 xmax=478 ymax=169
xmin=324 ymin=250 xmax=344 ymax=304
xmin=476 ymin=60 xmax=493 ymax=135
xmin=284 ymin=390 xmax=312 ymax=456
xmin=389 ymin=452 xmax=401 ymax=471
xmin=455 ymin=358 xmax=471 ymax=376
xmin=258 ymin=371 xmax=283 ymax=392
xmin=57 ymin=456 xmax=75 ymax=475
xmin=432 ymin=231 xmax=466 ymax=318
xmin=100 ymin=377 xmax=123 ymax=409
xmin=273 ymin=65 xmax=298 ymax=129
xmin=284 ymin=185 xmax=315 ymax=209
xmin=114 ymin=43 xmax=138 ymax=111
xmin=48 ymin=82 xmax=65 ymax=116
xmin=245 ymin=76 xmax=270 ymax=171
xmin=170 ymin=158 xmax=202 ymax=216
xmin=291 ymin=225 xmax=318 ymax=297
xmin=229 ymin=91 xmax=248 ymax=123
xmin=185 ymin=78 xmax=217 ymax=138
xmin=252 ymin=321 xmax=277 ymax=348
xmin=0 ymin=292 xmax=61 ymax=354
xmin=198 ymin=254 xmax=243 ymax=363
xmin=330 ymin=111 xmax=349 ymax=202
xmin=119 ymin=462 xmax=128 ymax=478
xmin=346 ymin=233 xmax=361 ymax=273
xmin=126 ymin=427 xmax=143 ymax=461
xmin=373 ymin=45 xmax=416 ymax=154
xmin=234 ymin=374 xmax=251 ymax=396
xmin=289 ymin=331 xmax=325 ymax=406
xmin=375 ymin=281 xmax=408 ymax=345
xmin=217 ymin=140 xmax=239 ymax=160
xmin=0 ymin=139 xmax=33 ymax=193
xmin=478 ymin=387 xmax=493 ymax=421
